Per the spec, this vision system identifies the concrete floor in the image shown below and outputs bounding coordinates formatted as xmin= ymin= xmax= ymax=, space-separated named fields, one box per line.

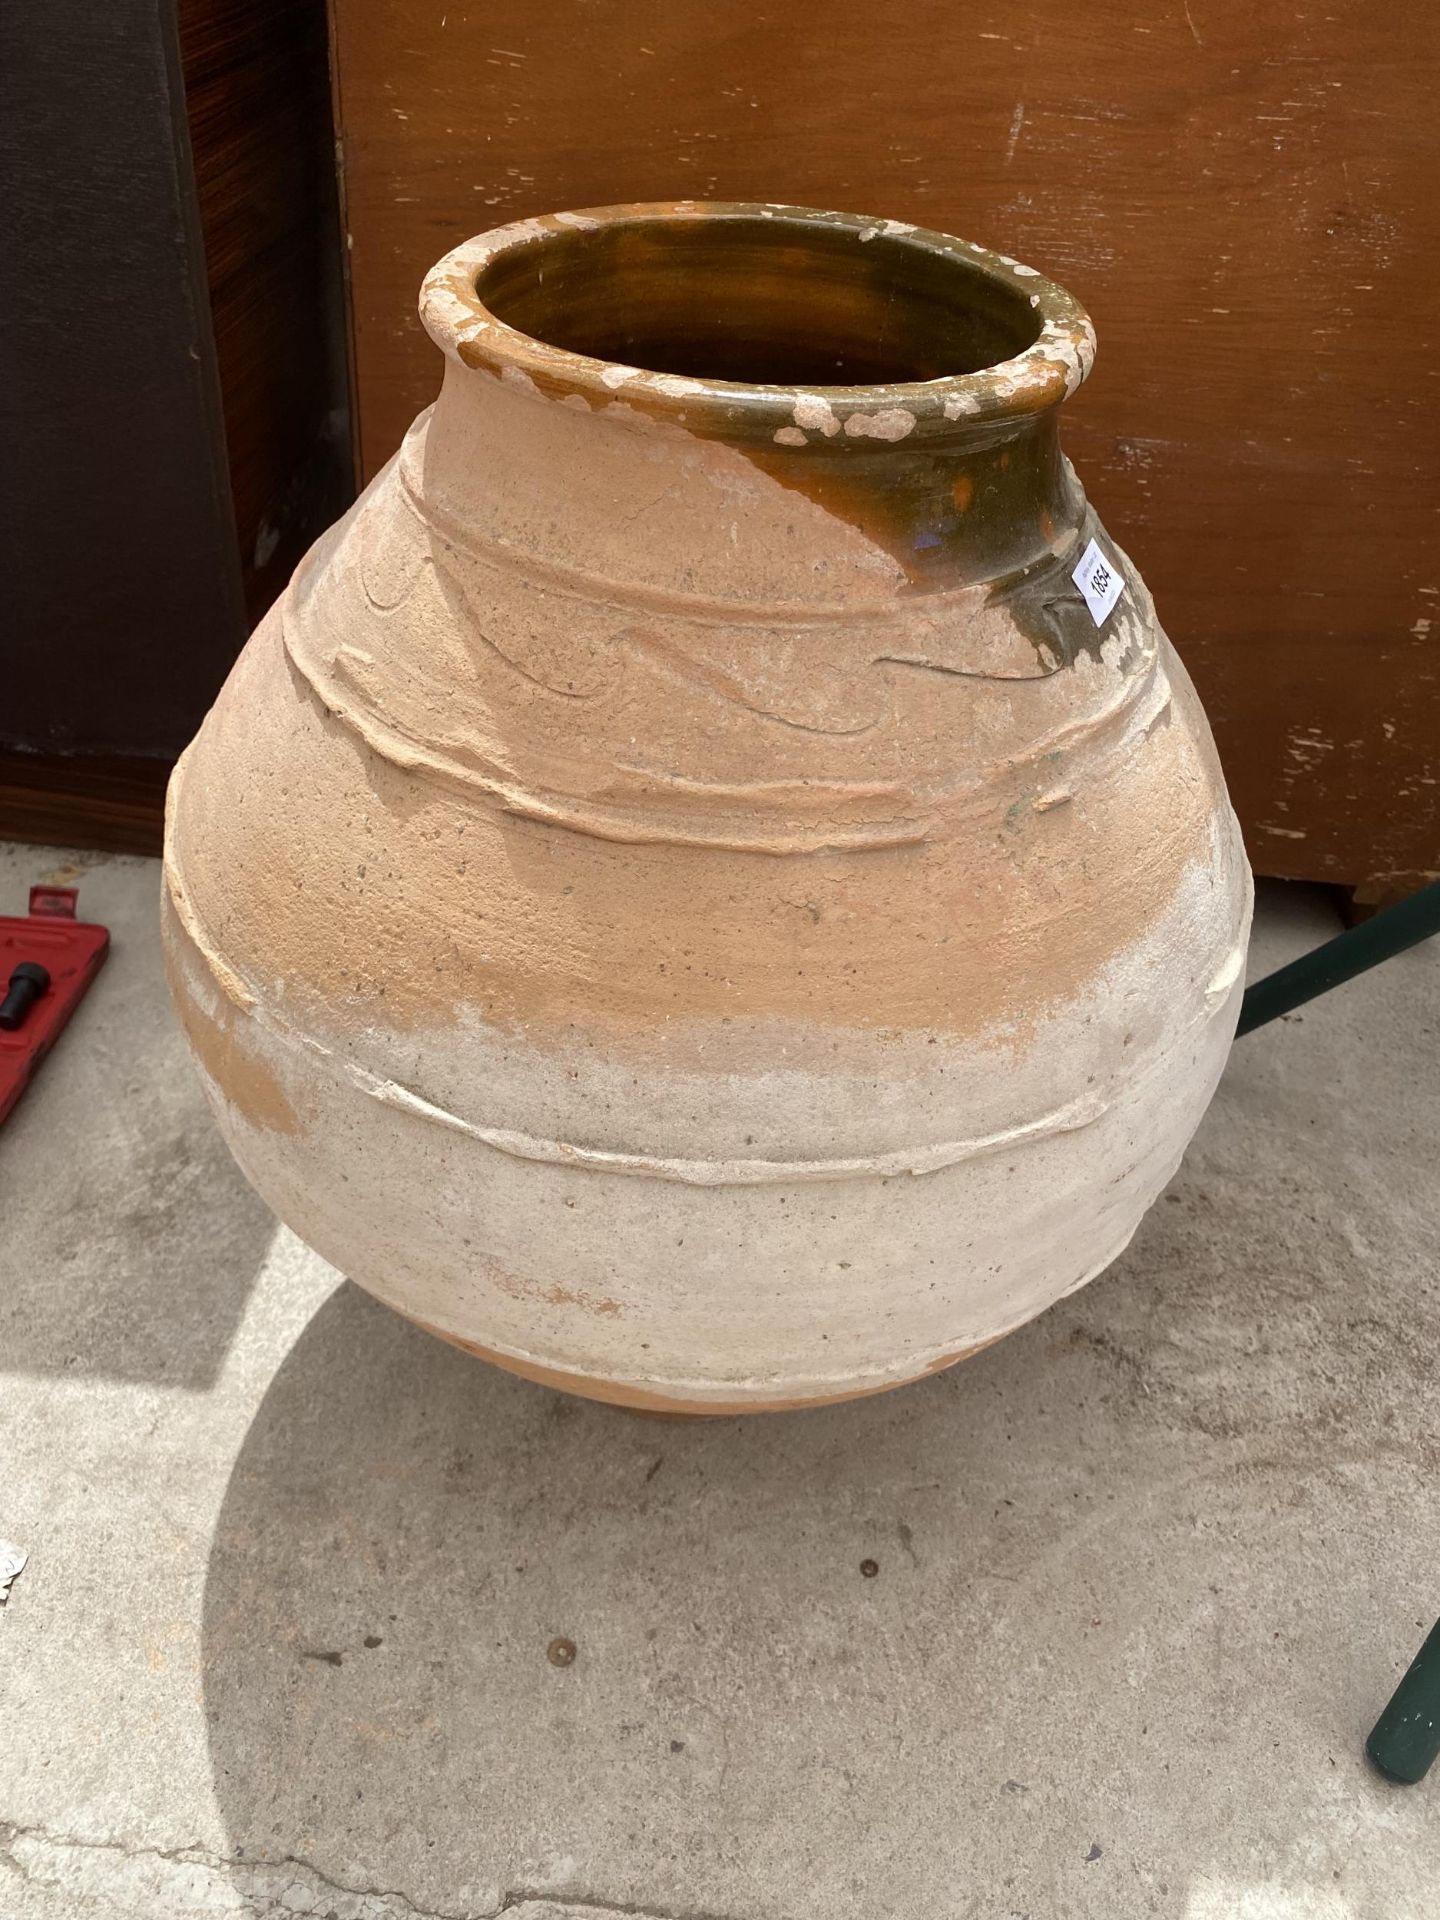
xmin=1 ymin=841 xmax=1437 ymax=1920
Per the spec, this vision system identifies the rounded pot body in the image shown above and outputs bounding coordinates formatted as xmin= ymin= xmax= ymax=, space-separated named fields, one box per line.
xmin=164 ymin=203 xmax=1251 ymax=1412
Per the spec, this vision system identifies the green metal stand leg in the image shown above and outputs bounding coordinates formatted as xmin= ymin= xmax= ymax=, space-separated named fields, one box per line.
xmin=1237 ymin=878 xmax=1440 ymax=1036
xmin=1233 ymin=881 xmax=1440 ymax=1782
xmin=1367 ymin=1618 xmax=1440 ymax=1784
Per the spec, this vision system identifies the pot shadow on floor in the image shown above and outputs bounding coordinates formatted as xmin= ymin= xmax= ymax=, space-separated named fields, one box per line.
xmin=199 ymin=1065 xmax=1440 ymax=1920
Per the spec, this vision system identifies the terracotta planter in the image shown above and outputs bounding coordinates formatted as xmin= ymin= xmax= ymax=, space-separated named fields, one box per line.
xmin=164 ymin=202 xmax=1251 ymax=1413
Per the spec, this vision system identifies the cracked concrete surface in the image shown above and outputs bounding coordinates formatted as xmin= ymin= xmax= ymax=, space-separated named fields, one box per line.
xmin=1 ymin=841 xmax=1437 ymax=1919
xmin=0 ymin=1821 xmax=694 ymax=1920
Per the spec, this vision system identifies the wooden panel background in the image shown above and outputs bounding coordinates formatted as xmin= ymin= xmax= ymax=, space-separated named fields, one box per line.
xmin=330 ymin=0 xmax=1439 ymax=892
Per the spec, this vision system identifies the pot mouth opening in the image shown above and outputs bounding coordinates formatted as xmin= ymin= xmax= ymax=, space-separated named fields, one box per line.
xmin=421 ymin=203 xmax=1096 ymax=441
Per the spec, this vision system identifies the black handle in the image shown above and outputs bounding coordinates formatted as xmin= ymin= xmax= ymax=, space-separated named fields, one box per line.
xmin=0 ymin=961 xmax=50 ymax=1031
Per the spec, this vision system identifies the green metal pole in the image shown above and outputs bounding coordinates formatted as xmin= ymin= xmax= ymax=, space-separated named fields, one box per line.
xmin=1235 ymin=884 xmax=1440 ymax=1779
xmin=1237 ymin=879 xmax=1440 ymax=1037
xmin=1367 ymin=1618 xmax=1440 ymax=1784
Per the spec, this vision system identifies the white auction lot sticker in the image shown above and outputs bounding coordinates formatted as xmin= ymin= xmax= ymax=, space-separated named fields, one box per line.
xmin=1072 ymin=537 xmax=1126 ymax=626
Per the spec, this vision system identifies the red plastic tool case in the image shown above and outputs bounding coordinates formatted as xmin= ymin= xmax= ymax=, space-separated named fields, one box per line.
xmin=0 ymin=887 xmax=109 ymax=1127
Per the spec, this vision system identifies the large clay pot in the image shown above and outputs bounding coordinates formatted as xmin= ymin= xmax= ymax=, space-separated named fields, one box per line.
xmin=164 ymin=202 xmax=1251 ymax=1413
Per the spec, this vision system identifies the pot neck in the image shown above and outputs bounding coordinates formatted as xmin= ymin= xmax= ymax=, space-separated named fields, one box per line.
xmin=411 ymin=204 xmax=1096 ymax=605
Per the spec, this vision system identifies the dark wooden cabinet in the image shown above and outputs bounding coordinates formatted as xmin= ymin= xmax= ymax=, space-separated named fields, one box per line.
xmin=0 ymin=0 xmax=349 ymax=853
